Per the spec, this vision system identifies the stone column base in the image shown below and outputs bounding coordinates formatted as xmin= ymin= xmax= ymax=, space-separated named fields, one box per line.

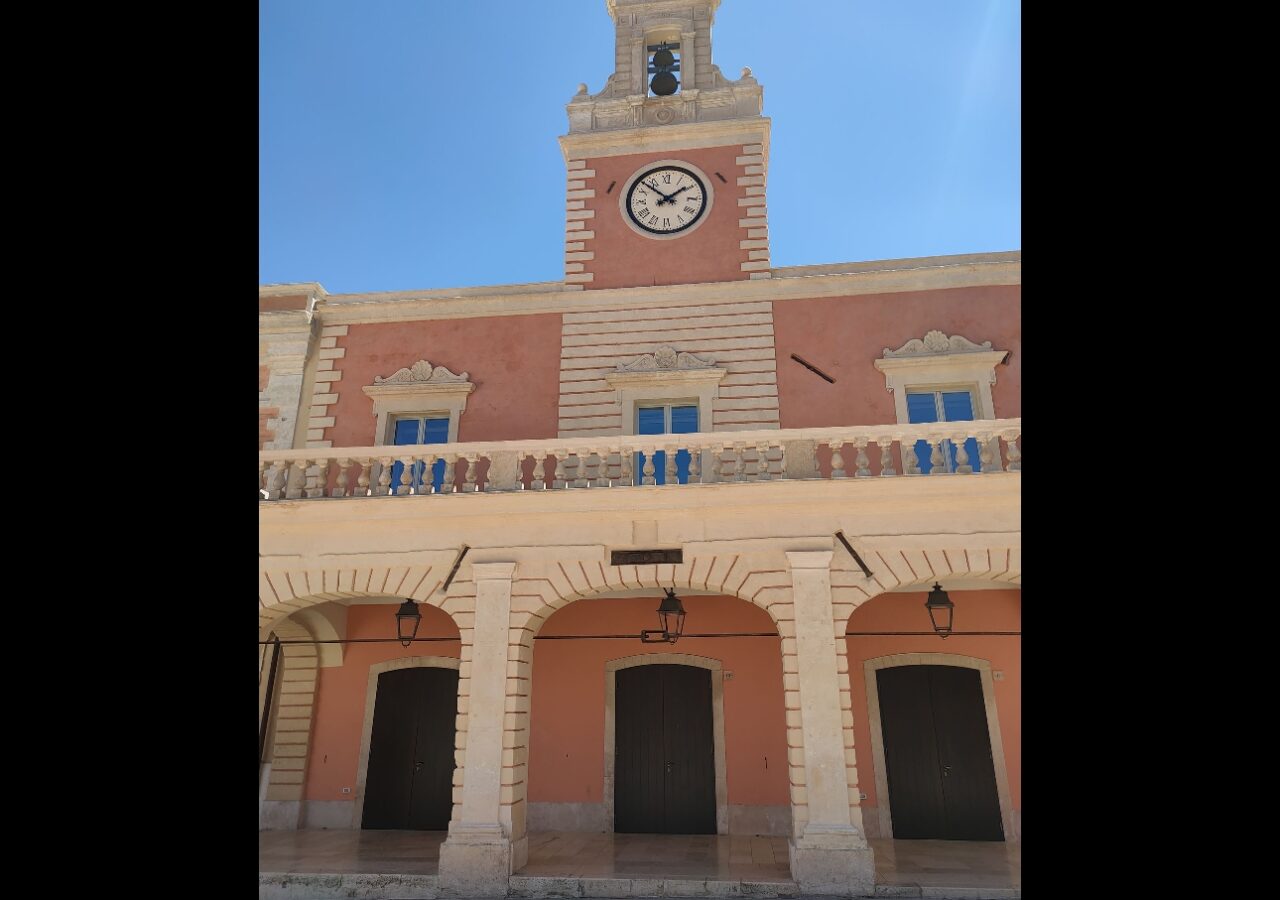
xmin=438 ymin=825 xmax=512 ymax=898
xmin=788 ymin=832 xmax=875 ymax=897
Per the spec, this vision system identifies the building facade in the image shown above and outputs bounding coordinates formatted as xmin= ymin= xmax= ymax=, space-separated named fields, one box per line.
xmin=258 ymin=2 xmax=1020 ymax=896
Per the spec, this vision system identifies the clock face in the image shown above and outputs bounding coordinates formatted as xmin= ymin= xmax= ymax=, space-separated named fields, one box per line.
xmin=625 ymin=165 xmax=708 ymax=235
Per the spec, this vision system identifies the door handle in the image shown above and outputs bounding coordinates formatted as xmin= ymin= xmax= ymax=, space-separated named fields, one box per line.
xmin=415 ymin=761 xmax=425 ymax=770
xmin=666 ymin=762 xmax=673 ymax=774
xmin=941 ymin=765 xmax=951 ymax=777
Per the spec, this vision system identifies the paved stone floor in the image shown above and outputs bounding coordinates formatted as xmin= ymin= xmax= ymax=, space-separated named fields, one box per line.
xmin=259 ymin=830 xmax=1021 ymax=891
xmin=521 ymin=832 xmax=792 ymax=882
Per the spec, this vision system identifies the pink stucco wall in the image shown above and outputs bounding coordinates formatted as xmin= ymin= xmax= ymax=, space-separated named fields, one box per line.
xmin=527 ymin=595 xmax=789 ymax=807
xmin=583 ymin=146 xmax=752 ymax=290
xmin=304 ymin=604 xmax=461 ymax=801
xmin=772 ymin=286 xmax=1021 ymax=428
xmin=845 ymin=589 xmax=1021 ymax=815
xmin=325 ymin=314 xmax=564 ymax=447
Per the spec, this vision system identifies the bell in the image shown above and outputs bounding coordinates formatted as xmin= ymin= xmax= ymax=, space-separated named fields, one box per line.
xmin=650 ymin=71 xmax=678 ymax=96
xmin=652 ymin=48 xmax=675 ymax=69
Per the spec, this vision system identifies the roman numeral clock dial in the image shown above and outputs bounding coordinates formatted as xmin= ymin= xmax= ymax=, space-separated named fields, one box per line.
xmin=621 ymin=164 xmax=712 ymax=238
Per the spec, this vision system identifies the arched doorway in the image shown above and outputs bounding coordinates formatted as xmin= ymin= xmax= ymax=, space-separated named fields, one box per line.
xmin=873 ymin=663 xmax=1002 ymax=840
xmin=607 ymin=655 xmax=726 ymax=835
xmin=361 ymin=662 xmax=460 ymax=830
xmin=846 ymin=587 xmax=1020 ymax=842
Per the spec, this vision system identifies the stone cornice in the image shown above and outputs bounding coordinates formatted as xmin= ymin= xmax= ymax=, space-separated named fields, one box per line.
xmin=259 ymin=282 xmax=328 ymax=299
xmin=559 ymin=116 xmax=770 ymax=161
xmin=311 ymin=253 xmax=1021 ymax=326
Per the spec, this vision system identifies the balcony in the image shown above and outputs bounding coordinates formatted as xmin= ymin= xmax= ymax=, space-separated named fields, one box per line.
xmin=258 ymin=419 xmax=1021 ymax=501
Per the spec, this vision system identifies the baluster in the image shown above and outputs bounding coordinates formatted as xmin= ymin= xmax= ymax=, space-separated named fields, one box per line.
xmin=853 ymin=441 xmax=871 ymax=477
xmin=307 ymin=458 xmax=329 ymax=498
xmin=830 ymin=442 xmax=846 ymax=478
xmin=375 ymin=457 xmax=393 ymax=496
xmin=929 ymin=440 xmax=946 ymax=475
xmin=441 ymin=454 xmax=459 ymax=492
xmin=878 ymin=440 xmax=896 ymax=477
xmin=902 ymin=437 xmax=921 ymax=475
xmin=689 ymin=443 xmax=702 ymax=483
xmin=665 ymin=445 xmax=678 ymax=485
xmin=954 ymin=431 xmax=974 ymax=474
xmin=978 ymin=435 xmax=996 ymax=474
xmin=1004 ymin=432 xmax=1022 ymax=471
xmin=569 ymin=450 xmax=586 ymax=489
xmin=755 ymin=443 xmax=772 ymax=480
xmin=463 ymin=454 xmax=479 ymax=492
xmin=258 ymin=460 xmax=267 ymax=498
xmin=718 ymin=443 xmax=736 ymax=481
xmin=591 ymin=450 xmax=609 ymax=488
xmin=603 ymin=450 xmax=618 ymax=486
xmin=529 ymin=454 xmax=544 ymax=491
xmin=396 ymin=455 xmax=415 ymax=495
xmin=332 ymin=458 xmax=351 ymax=497
xmin=620 ymin=447 xmax=633 ymax=486
xmin=357 ymin=459 xmax=372 ymax=496
xmin=640 ymin=448 xmax=656 ymax=485
xmin=265 ymin=461 xmax=286 ymax=500
xmin=733 ymin=443 xmax=747 ymax=482
xmin=554 ymin=451 xmax=567 ymax=489
xmin=285 ymin=460 xmax=306 ymax=500
xmin=775 ymin=442 xmax=786 ymax=480
xmin=419 ymin=454 xmax=437 ymax=493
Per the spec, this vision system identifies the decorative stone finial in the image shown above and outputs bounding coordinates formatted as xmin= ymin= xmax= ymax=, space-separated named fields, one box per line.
xmin=616 ymin=346 xmax=718 ymax=372
xmin=882 ymin=331 xmax=994 ymax=358
xmin=373 ymin=359 xmax=470 ymax=384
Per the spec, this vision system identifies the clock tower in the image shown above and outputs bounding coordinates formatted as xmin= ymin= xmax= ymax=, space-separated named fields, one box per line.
xmin=561 ymin=0 xmax=770 ymax=290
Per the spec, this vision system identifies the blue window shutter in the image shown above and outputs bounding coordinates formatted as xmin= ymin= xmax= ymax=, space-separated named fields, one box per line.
xmin=670 ymin=405 xmax=698 ymax=433
xmin=671 ymin=405 xmax=698 ymax=482
xmin=941 ymin=391 xmax=974 ymax=422
xmin=906 ymin=392 xmax=938 ymax=474
xmin=637 ymin=407 xmax=665 ymax=434
xmin=423 ymin=418 xmax=450 ymax=490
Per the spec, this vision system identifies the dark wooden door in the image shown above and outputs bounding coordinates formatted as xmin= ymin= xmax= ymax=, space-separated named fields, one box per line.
xmin=876 ymin=665 xmax=1004 ymax=841
xmin=615 ymin=664 xmax=716 ymax=834
xmin=362 ymin=666 xmax=458 ymax=830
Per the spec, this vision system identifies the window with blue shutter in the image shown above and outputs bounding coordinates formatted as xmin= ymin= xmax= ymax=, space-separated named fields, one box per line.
xmin=636 ymin=404 xmax=698 ymax=485
xmin=906 ymin=390 xmax=981 ymax=474
xmin=390 ymin=416 xmax=450 ymax=492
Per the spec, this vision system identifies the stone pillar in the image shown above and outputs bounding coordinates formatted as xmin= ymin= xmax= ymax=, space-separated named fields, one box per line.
xmin=439 ymin=562 xmax=517 ymax=897
xmin=785 ymin=551 xmax=875 ymax=897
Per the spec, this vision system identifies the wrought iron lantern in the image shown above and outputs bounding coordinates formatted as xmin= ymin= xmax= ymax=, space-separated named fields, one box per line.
xmin=395 ymin=599 xmax=422 ymax=647
xmin=924 ymin=583 xmax=954 ymax=638
xmin=641 ymin=587 xmax=686 ymax=643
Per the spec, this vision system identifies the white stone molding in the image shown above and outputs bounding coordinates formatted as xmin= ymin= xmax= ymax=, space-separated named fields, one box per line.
xmin=353 ymin=656 xmax=462 ymax=829
xmin=616 ymin=345 xmax=718 ymax=372
xmin=602 ymin=653 xmax=729 ymax=834
xmin=862 ymin=653 xmax=1016 ymax=843
xmin=616 ymin=159 xmax=717 ymax=242
xmin=873 ymin=333 xmax=1009 ymax=423
xmin=362 ymin=361 xmax=476 ymax=445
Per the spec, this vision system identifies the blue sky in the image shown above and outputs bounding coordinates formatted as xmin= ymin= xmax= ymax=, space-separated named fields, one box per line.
xmin=260 ymin=1 xmax=1020 ymax=294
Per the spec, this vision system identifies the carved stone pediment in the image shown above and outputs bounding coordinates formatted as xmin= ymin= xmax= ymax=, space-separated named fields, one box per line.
xmin=616 ymin=346 xmax=717 ymax=372
xmin=882 ymin=331 xmax=994 ymax=358
xmin=373 ymin=359 xmax=469 ymax=384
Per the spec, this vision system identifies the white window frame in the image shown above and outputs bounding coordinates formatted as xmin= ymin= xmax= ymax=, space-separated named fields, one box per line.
xmin=872 ymin=343 xmax=1008 ymax=423
xmin=604 ymin=367 xmax=726 ymax=437
xmin=361 ymin=381 xmax=475 ymax=447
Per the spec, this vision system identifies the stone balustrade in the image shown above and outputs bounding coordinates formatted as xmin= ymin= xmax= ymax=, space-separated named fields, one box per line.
xmin=258 ymin=419 xmax=1022 ymax=500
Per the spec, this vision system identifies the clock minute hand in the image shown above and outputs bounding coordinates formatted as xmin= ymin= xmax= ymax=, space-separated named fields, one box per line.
xmin=645 ymin=180 xmax=675 ymax=203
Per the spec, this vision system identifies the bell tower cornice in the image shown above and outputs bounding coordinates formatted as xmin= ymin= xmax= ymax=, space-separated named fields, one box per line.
xmin=564 ymin=0 xmax=762 ymax=139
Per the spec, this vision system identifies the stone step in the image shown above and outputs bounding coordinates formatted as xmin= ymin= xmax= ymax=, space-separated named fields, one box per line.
xmin=509 ymin=876 xmax=800 ymax=899
xmin=259 ymin=872 xmax=440 ymax=899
